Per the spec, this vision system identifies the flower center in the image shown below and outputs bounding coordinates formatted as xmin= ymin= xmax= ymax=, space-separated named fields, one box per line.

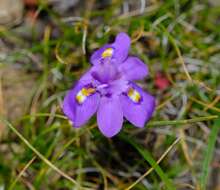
xmin=76 ymin=87 xmax=96 ymax=104
xmin=127 ymin=87 xmax=141 ymax=103
xmin=90 ymin=58 xmax=128 ymax=98
xmin=102 ymin=48 xmax=114 ymax=58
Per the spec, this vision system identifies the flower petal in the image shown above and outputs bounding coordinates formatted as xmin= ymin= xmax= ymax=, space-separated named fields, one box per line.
xmin=91 ymin=61 xmax=118 ymax=83
xmin=79 ymin=69 xmax=94 ymax=83
xmin=63 ymin=81 xmax=100 ymax=127
xmin=90 ymin=44 xmax=110 ymax=65
xmin=63 ymin=69 xmax=96 ymax=119
xmin=97 ymin=97 xmax=123 ymax=137
xmin=63 ymin=87 xmax=76 ymax=122
xmin=119 ymin=56 xmax=148 ymax=81
xmin=120 ymin=83 xmax=155 ymax=128
xmin=90 ymin=32 xmax=130 ymax=65
xmin=112 ymin=32 xmax=130 ymax=63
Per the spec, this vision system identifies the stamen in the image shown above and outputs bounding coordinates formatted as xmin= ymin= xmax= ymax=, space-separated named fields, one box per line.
xmin=102 ymin=48 xmax=113 ymax=58
xmin=76 ymin=87 xmax=95 ymax=104
xmin=97 ymin=84 xmax=108 ymax=89
xmin=127 ymin=87 xmax=141 ymax=103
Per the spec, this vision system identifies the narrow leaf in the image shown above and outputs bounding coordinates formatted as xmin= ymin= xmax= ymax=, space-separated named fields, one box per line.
xmin=120 ymin=135 xmax=176 ymax=190
xmin=200 ymin=117 xmax=220 ymax=190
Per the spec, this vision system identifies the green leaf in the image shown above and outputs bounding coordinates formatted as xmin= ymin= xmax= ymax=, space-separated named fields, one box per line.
xmin=200 ymin=117 xmax=220 ymax=190
xmin=120 ymin=135 xmax=176 ymax=190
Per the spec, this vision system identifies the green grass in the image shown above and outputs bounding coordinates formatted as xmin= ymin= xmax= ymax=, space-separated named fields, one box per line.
xmin=120 ymin=134 xmax=177 ymax=190
xmin=200 ymin=118 xmax=220 ymax=190
xmin=0 ymin=0 xmax=220 ymax=189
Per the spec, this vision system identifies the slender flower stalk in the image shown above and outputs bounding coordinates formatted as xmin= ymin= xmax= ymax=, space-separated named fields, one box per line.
xmin=63 ymin=32 xmax=155 ymax=137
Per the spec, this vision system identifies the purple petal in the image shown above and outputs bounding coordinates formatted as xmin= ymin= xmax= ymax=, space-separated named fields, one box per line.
xmin=63 ymin=81 xmax=100 ymax=127
xmin=120 ymin=83 xmax=155 ymax=128
xmin=91 ymin=61 xmax=118 ymax=83
xmin=119 ymin=56 xmax=148 ymax=81
xmin=79 ymin=69 xmax=94 ymax=83
xmin=97 ymin=97 xmax=123 ymax=137
xmin=112 ymin=32 xmax=130 ymax=63
xmin=90 ymin=44 xmax=110 ymax=65
xmin=90 ymin=32 xmax=130 ymax=65
xmin=107 ymin=78 xmax=128 ymax=96
xmin=63 ymin=88 xmax=76 ymax=122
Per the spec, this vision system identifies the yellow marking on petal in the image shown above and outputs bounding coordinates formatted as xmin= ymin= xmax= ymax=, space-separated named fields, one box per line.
xmin=76 ymin=87 xmax=95 ymax=104
xmin=102 ymin=48 xmax=113 ymax=58
xmin=81 ymin=88 xmax=95 ymax=96
xmin=127 ymin=88 xmax=141 ymax=103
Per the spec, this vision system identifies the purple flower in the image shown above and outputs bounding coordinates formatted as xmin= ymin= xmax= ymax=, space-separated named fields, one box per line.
xmin=63 ymin=33 xmax=155 ymax=138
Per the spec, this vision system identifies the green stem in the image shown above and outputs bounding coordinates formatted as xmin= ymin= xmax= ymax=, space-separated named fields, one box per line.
xmin=147 ymin=115 xmax=218 ymax=127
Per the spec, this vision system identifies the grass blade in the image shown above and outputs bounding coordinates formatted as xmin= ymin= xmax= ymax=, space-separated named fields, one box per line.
xmin=120 ymin=135 xmax=177 ymax=190
xmin=125 ymin=137 xmax=180 ymax=190
xmin=0 ymin=117 xmax=82 ymax=188
xmin=147 ymin=115 xmax=218 ymax=127
xmin=199 ymin=117 xmax=220 ymax=190
xmin=9 ymin=156 xmax=36 ymax=190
